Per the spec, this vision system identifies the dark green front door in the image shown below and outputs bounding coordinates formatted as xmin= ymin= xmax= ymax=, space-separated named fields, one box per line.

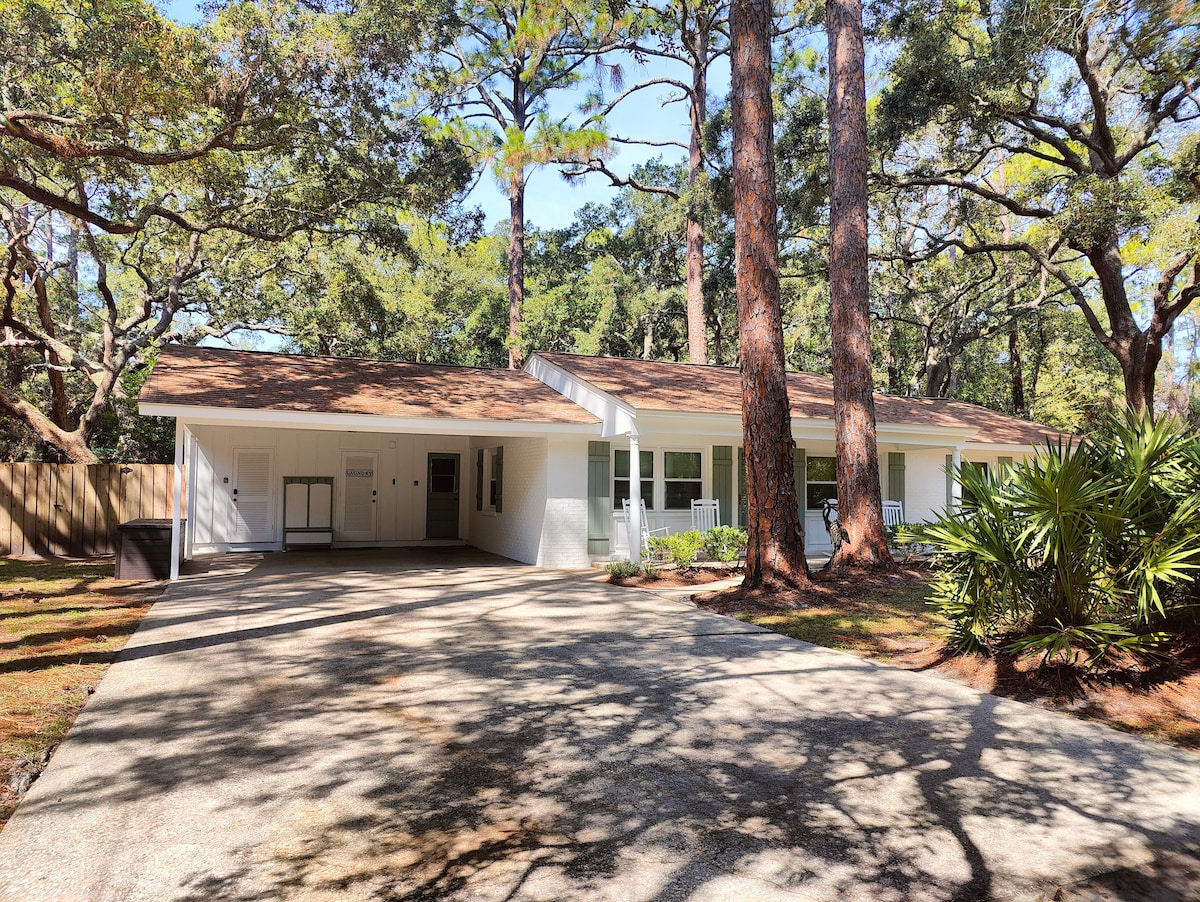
xmin=426 ymin=453 xmax=461 ymax=539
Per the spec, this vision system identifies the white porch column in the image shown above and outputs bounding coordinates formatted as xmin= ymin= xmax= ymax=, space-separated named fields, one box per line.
xmin=183 ymin=428 xmax=196 ymax=561
xmin=627 ymin=432 xmax=642 ymax=565
xmin=950 ymin=444 xmax=963 ymax=512
xmin=169 ymin=419 xmax=185 ymax=580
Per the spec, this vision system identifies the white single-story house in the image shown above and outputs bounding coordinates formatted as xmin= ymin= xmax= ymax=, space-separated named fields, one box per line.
xmin=139 ymin=346 xmax=1067 ymax=577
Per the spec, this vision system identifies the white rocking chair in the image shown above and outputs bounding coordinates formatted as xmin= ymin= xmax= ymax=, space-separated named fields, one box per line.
xmin=690 ymin=499 xmax=720 ymax=531
xmin=621 ymin=497 xmax=669 ymax=558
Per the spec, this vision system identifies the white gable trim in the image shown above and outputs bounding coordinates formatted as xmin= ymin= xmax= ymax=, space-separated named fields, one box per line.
xmin=524 ymin=353 xmax=638 ymax=437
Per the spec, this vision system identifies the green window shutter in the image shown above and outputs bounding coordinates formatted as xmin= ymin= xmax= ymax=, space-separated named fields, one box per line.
xmin=476 ymin=449 xmax=484 ymax=511
xmin=887 ymin=452 xmax=906 ymax=505
xmin=946 ymin=454 xmax=954 ymax=507
xmin=737 ymin=447 xmax=747 ymax=527
xmin=712 ymin=446 xmax=733 ymax=527
xmin=793 ymin=447 xmax=806 ymax=516
xmin=587 ymin=441 xmax=611 ymax=554
xmin=494 ymin=446 xmax=504 ymax=513
xmin=998 ymin=456 xmax=1013 ymax=481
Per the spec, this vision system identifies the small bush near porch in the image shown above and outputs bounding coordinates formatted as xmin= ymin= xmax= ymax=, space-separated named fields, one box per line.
xmin=0 ymin=559 xmax=163 ymax=829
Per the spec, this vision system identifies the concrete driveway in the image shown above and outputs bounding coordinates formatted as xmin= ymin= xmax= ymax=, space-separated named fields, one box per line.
xmin=0 ymin=549 xmax=1197 ymax=901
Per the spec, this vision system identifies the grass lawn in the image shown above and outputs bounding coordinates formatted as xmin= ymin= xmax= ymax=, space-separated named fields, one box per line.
xmin=0 ymin=558 xmax=163 ymax=829
xmin=742 ymin=577 xmax=944 ymax=662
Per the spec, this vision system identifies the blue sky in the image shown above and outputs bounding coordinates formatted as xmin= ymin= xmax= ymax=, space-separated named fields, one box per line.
xmin=160 ymin=1 xmax=724 ymax=230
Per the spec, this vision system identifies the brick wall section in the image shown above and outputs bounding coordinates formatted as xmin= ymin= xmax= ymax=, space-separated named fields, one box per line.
xmin=536 ymin=436 xmax=590 ymax=569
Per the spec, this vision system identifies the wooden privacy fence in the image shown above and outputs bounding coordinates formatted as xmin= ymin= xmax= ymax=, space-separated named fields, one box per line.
xmin=0 ymin=463 xmax=184 ymax=558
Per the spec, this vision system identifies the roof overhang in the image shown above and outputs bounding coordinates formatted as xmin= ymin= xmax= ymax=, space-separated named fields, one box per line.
xmin=139 ymin=402 xmax=602 ymax=437
xmin=623 ymin=409 xmax=981 ymax=446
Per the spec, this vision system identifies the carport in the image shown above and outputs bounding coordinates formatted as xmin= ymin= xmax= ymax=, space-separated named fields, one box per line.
xmin=138 ymin=346 xmax=602 ymax=576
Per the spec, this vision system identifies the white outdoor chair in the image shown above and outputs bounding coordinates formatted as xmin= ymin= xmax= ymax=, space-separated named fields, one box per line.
xmin=621 ymin=497 xmax=669 ymax=557
xmin=691 ymin=499 xmax=720 ymax=531
xmin=882 ymin=500 xmax=904 ymax=527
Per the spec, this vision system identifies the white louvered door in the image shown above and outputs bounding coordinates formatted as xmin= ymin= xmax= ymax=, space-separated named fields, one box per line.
xmin=340 ymin=451 xmax=378 ymax=542
xmin=232 ymin=449 xmax=275 ymax=543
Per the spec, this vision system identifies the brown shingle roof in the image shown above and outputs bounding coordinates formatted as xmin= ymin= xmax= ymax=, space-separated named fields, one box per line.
xmin=140 ymin=346 xmax=599 ymax=425
xmin=535 ymin=352 xmax=1068 ymax=446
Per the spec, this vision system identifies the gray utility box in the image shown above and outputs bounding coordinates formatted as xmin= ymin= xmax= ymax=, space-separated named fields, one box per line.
xmin=283 ymin=477 xmax=334 ymax=550
xmin=116 ymin=519 xmax=184 ymax=581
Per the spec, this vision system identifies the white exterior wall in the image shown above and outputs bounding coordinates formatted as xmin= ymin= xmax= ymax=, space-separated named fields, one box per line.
xmin=465 ymin=435 xmax=591 ymax=569
xmin=187 ymin=425 xmax=470 ymax=552
xmin=904 ymin=448 xmax=955 ymax=521
xmin=467 ymin=435 xmax=547 ymax=566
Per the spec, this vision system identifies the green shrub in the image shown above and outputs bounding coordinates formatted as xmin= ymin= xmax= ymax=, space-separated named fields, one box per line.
xmin=606 ymin=560 xmax=642 ymax=580
xmin=886 ymin=521 xmax=925 ymax=554
xmin=649 ymin=530 xmax=706 ymax=569
xmin=920 ymin=413 xmax=1200 ymax=668
xmin=703 ymin=525 xmax=748 ymax=562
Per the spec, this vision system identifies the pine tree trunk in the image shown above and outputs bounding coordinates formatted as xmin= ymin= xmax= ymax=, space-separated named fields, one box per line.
xmin=731 ymin=0 xmax=809 ymax=591
xmin=685 ymin=36 xmax=709 ymax=365
xmin=826 ymin=0 xmax=892 ymax=569
xmin=507 ymin=175 xmax=526 ymax=370
xmin=1009 ymin=328 xmax=1026 ymax=416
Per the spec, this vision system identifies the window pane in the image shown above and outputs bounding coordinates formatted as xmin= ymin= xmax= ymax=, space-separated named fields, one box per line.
xmin=432 ymin=458 xmax=455 ymax=476
xmin=432 ymin=474 xmax=455 ymax=493
xmin=614 ymin=450 xmax=653 ymax=479
xmin=665 ymin=481 xmax=704 ymax=509
xmin=807 ymin=456 xmax=836 ymax=482
xmin=614 ymin=480 xmax=654 ymax=510
xmin=664 ymin=451 xmax=702 ymax=480
xmin=806 ymin=484 xmax=838 ymax=510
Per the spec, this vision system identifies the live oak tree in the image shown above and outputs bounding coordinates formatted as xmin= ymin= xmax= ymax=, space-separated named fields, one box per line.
xmin=730 ymin=0 xmax=810 ymax=589
xmin=826 ymin=0 xmax=891 ymax=567
xmin=0 ymin=0 xmax=467 ymax=462
xmin=878 ymin=0 xmax=1200 ymax=416
xmin=433 ymin=0 xmax=627 ymax=369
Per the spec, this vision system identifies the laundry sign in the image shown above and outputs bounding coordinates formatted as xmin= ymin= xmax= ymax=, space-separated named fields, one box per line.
xmin=345 ymin=468 xmax=374 ymax=477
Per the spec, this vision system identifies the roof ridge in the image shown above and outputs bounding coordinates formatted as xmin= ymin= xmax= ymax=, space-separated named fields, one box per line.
xmin=167 ymin=344 xmax=528 ymax=376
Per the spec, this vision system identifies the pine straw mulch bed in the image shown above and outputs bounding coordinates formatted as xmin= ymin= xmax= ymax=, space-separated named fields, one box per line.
xmin=686 ymin=564 xmax=1200 ymax=752
xmin=606 ymin=562 xmax=741 ymax=589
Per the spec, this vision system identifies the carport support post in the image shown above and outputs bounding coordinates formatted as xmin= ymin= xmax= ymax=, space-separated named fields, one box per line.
xmin=170 ymin=420 xmax=185 ymax=581
xmin=950 ymin=445 xmax=963 ymax=512
xmin=627 ymin=432 xmax=642 ymax=565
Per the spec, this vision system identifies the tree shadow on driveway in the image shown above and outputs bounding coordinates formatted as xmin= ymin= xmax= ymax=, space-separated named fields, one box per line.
xmin=2 ymin=553 xmax=1198 ymax=901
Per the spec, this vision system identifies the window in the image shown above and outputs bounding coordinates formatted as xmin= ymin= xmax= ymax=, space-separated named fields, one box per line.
xmin=489 ymin=450 xmax=500 ymax=509
xmin=476 ymin=446 xmax=503 ymax=514
xmin=664 ymin=451 xmax=703 ymax=509
xmin=806 ymin=456 xmax=838 ymax=510
xmin=614 ymin=449 xmax=654 ymax=510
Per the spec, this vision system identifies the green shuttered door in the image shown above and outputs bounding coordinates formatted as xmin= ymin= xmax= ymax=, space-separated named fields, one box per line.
xmin=887 ymin=452 xmax=905 ymax=505
xmin=587 ymin=441 xmax=611 ymax=554
xmin=712 ymin=446 xmax=733 ymax=527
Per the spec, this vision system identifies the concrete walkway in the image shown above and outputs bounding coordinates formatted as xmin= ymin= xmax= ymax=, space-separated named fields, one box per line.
xmin=1 ymin=549 xmax=1197 ymax=901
